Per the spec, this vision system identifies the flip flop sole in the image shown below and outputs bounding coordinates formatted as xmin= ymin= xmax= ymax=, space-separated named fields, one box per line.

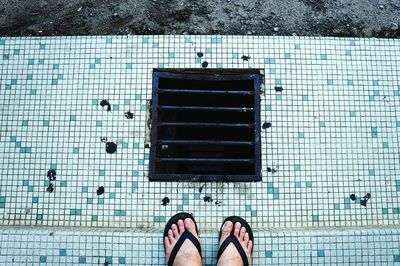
xmin=163 ymin=212 xmax=199 ymax=250
xmin=218 ymin=215 xmax=254 ymax=243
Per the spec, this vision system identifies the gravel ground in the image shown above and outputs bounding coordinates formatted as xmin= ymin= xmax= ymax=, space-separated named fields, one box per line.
xmin=0 ymin=0 xmax=399 ymax=37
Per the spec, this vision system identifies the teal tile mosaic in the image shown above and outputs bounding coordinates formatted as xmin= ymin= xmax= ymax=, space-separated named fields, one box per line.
xmin=0 ymin=35 xmax=400 ymax=264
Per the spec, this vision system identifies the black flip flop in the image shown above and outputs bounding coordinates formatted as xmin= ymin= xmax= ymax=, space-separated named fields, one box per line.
xmin=163 ymin=212 xmax=202 ymax=266
xmin=217 ymin=216 xmax=254 ymax=266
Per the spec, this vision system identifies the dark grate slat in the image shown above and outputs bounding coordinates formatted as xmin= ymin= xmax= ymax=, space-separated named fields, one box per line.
xmin=159 ymin=89 xmax=254 ymax=95
xmin=157 ymin=140 xmax=255 ymax=146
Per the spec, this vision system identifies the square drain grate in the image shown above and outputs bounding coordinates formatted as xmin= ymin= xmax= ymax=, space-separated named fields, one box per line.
xmin=149 ymin=70 xmax=262 ymax=182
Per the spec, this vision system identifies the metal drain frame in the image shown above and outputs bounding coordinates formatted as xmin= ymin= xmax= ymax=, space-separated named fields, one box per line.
xmin=148 ymin=70 xmax=262 ymax=182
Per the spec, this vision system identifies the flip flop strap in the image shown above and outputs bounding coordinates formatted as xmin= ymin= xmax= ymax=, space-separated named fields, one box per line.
xmin=168 ymin=230 xmax=202 ymax=266
xmin=217 ymin=235 xmax=249 ymax=266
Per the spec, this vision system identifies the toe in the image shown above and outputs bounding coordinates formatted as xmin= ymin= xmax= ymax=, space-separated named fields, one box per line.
xmin=219 ymin=221 xmax=233 ymax=245
xmin=184 ymin=218 xmax=198 ymax=238
xmin=234 ymin=222 xmax=241 ymax=237
xmin=244 ymin=232 xmax=250 ymax=245
xmin=247 ymin=240 xmax=253 ymax=253
xmin=171 ymin=224 xmax=180 ymax=239
xmin=168 ymin=229 xmax=175 ymax=244
xmin=164 ymin=236 xmax=171 ymax=250
xmin=177 ymin=219 xmax=185 ymax=234
xmin=239 ymin=226 xmax=246 ymax=241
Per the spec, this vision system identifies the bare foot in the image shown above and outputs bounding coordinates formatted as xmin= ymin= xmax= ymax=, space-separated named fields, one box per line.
xmin=217 ymin=221 xmax=253 ymax=266
xmin=164 ymin=218 xmax=202 ymax=266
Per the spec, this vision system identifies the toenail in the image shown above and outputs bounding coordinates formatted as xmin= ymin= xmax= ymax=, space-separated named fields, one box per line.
xmin=187 ymin=218 xmax=192 ymax=224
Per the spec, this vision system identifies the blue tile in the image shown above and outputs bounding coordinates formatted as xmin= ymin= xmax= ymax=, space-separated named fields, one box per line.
xmin=158 ymin=63 xmax=165 ymax=68
xmin=265 ymin=104 xmax=272 ymax=111
xmin=28 ymin=186 xmax=34 ymax=192
xmin=126 ymin=63 xmax=132 ymax=69
xmin=284 ymin=53 xmax=291 ymax=59
xmin=22 ymin=180 xmax=29 ymax=186
xmin=89 ymin=63 xmax=96 ymax=69
xmin=344 ymin=198 xmax=351 ymax=209
xmin=152 ymin=42 xmax=159 ymax=48
xmin=57 ymin=74 xmax=63 ymax=80
xmin=96 ymin=120 xmax=102 ymax=127
xmin=0 ymin=39 xmax=5 ymax=45
xmin=264 ymin=58 xmax=275 ymax=64
xmin=317 ymin=250 xmax=325 ymax=257
xmin=184 ymin=36 xmax=191 ymax=43
xmin=70 ymin=115 xmax=76 ymax=121
xmin=211 ymin=36 xmax=222 ymax=44
xmin=60 ymin=180 xmax=67 ymax=187
xmin=22 ymin=120 xmax=29 ymax=126
xmin=105 ymin=257 xmax=113 ymax=264
xmin=109 ymin=192 xmax=116 ymax=199
xmin=350 ymin=111 xmax=356 ymax=117
xmin=394 ymin=208 xmax=400 ymax=214
xmin=39 ymin=44 xmax=46 ymax=50
xmin=382 ymin=208 xmax=388 ymax=214
xmin=0 ymin=196 xmax=6 ymax=208
xmin=106 ymin=37 xmax=112 ymax=44
xmin=5 ymin=85 xmax=11 ymax=90
xmin=371 ymin=127 xmax=378 ymax=138
xmin=232 ymin=53 xmax=239 ymax=59
xmin=373 ymin=90 xmax=379 ymax=96
xmin=269 ymin=68 xmax=276 ymax=74
xmin=27 ymin=74 xmax=33 ymax=80
xmin=31 ymin=89 xmax=37 ymax=95
xmin=15 ymin=141 xmax=21 ymax=148
xmin=36 ymin=214 xmax=43 ymax=220
xmin=52 ymin=64 xmax=59 ymax=70
xmin=99 ymin=170 xmax=105 ymax=176
xmin=298 ymin=132 xmax=305 ymax=139
xmin=369 ymin=169 xmax=375 ymax=176
xmin=59 ymin=249 xmax=67 ymax=256
xmin=334 ymin=203 xmax=340 ymax=210
xmin=11 ymin=79 xmax=17 ymax=85
xmin=70 ymin=209 xmax=82 ymax=215
xmin=383 ymin=142 xmax=389 ymax=149
xmin=142 ymin=36 xmax=149 ymax=43
xmin=350 ymin=40 xmax=356 ymax=46
xmin=82 ymin=186 xmax=88 ymax=193
xmin=122 ymin=143 xmax=128 ymax=149
xmin=91 ymin=215 xmax=98 ymax=221
xmin=305 ymin=181 xmax=312 ymax=188
xmin=276 ymin=94 xmax=282 ymax=100
xmin=79 ymin=256 xmax=86 ymax=264
xmin=91 ymin=99 xmax=98 ymax=105
xmin=32 ymin=197 xmax=39 ymax=203
xmin=295 ymin=181 xmax=302 ymax=188
xmin=320 ymin=54 xmax=327 ymax=60
xmin=347 ymin=79 xmax=353 ymax=86
xmin=3 ymin=54 xmax=9 ymax=60
xmin=43 ymin=120 xmax=49 ymax=126
xmin=39 ymin=255 xmax=47 ymax=263
xmin=275 ymin=79 xmax=282 ymax=85
xmin=369 ymin=95 xmax=375 ymax=101
xmin=38 ymin=59 xmax=45 ymax=64
xmin=118 ymin=257 xmax=126 ymax=264
xmin=245 ymin=204 xmax=252 ymax=211
xmin=395 ymin=180 xmax=400 ymax=192
xmin=133 ymin=170 xmax=139 ymax=176
xmin=345 ymin=50 xmax=351 ymax=56
xmin=168 ymin=52 xmax=175 ymax=58
xmin=28 ymin=59 xmax=34 ymax=65
xmin=265 ymin=250 xmax=273 ymax=258
xmin=112 ymin=104 xmax=119 ymax=111
xmin=294 ymin=44 xmax=301 ymax=49
xmin=124 ymin=99 xmax=131 ymax=105
xmin=20 ymin=147 xmax=32 ymax=153
xmin=312 ymin=215 xmax=319 ymax=222
xmin=51 ymin=79 xmax=58 ymax=85
xmin=205 ymin=47 xmax=212 ymax=53
xmin=135 ymin=94 xmax=142 ymax=100
xmin=10 ymin=136 xmax=17 ymax=142
xmin=393 ymin=255 xmax=400 ymax=262
xmin=251 ymin=210 xmax=257 ymax=217
xmin=132 ymin=181 xmax=139 ymax=192
xmin=50 ymin=163 xmax=57 ymax=170
xmin=98 ymin=198 xmax=104 ymax=205
xmin=114 ymin=209 xmax=126 ymax=216
xmin=373 ymin=80 xmax=379 ymax=86
xmin=13 ymin=49 xmax=20 ymax=55
xmin=95 ymin=58 xmax=101 ymax=64
xmin=115 ymin=181 xmax=122 ymax=188
xmin=154 ymin=216 xmax=166 ymax=222
xmin=294 ymin=164 xmax=301 ymax=171
xmin=327 ymin=79 xmax=333 ymax=85
xmin=87 ymin=197 xmax=93 ymax=204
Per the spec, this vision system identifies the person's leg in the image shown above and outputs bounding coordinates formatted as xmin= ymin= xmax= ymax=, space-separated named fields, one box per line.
xmin=217 ymin=221 xmax=253 ymax=266
xmin=164 ymin=218 xmax=202 ymax=266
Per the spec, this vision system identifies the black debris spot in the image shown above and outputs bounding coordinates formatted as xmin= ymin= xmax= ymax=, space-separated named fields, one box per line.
xmin=124 ymin=110 xmax=134 ymax=119
xmin=144 ymin=143 xmax=150 ymax=148
xmin=198 ymin=184 xmax=206 ymax=193
xmin=46 ymin=183 xmax=54 ymax=193
xmin=100 ymin=99 xmax=111 ymax=112
xmin=49 ymin=232 xmax=54 ymax=236
xmin=12 ymin=258 xmax=14 ymax=263
xmin=47 ymin=169 xmax=56 ymax=181
xmin=105 ymin=142 xmax=117 ymax=154
xmin=360 ymin=193 xmax=371 ymax=207
xmin=202 ymin=61 xmax=208 ymax=68
xmin=267 ymin=167 xmax=277 ymax=174
xmin=262 ymin=122 xmax=272 ymax=129
xmin=274 ymin=86 xmax=284 ymax=92
xmin=203 ymin=196 xmax=213 ymax=203
xmin=100 ymin=137 xmax=107 ymax=143
xmin=104 ymin=263 xmax=110 ymax=266
xmin=350 ymin=194 xmax=356 ymax=201
xmin=96 ymin=186 xmax=105 ymax=196
xmin=214 ymin=200 xmax=222 ymax=206
xmin=197 ymin=52 xmax=203 ymax=58
xmin=161 ymin=197 xmax=170 ymax=206
xmin=241 ymin=55 xmax=251 ymax=61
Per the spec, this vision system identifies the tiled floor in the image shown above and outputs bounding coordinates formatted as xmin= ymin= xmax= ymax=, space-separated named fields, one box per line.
xmin=0 ymin=35 xmax=399 ymax=264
